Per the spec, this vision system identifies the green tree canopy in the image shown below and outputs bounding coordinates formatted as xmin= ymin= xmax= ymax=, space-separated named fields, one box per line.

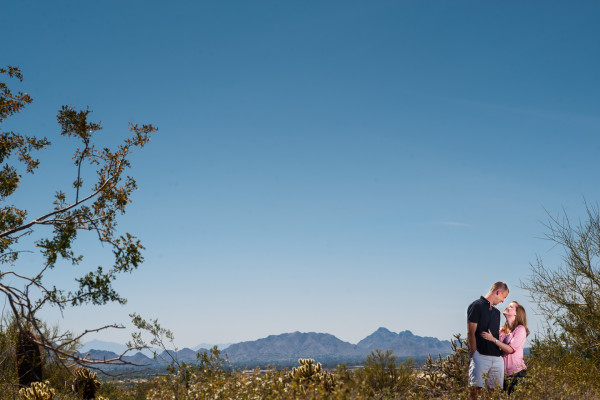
xmin=0 ymin=66 xmax=157 ymax=367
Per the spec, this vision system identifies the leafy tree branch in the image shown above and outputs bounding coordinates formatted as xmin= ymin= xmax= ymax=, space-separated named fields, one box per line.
xmin=0 ymin=65 xmax=158 ymax=371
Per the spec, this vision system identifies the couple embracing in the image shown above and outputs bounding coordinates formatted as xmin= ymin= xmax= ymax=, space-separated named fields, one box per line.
xmin=467 ymin=282 xmax=529 ymax=399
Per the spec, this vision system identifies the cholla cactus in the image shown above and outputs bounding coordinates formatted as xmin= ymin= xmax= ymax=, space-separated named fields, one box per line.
xmin=438 ymin=333 xmax=469 ymax=383
xmin=18 ymin=381 xmax=55 ymax=400
xmin=420 ymin=333 xmax=469 ymax=395
xmin=288 ymin=358 xmax=336 ymax=392
xmin=72 ymin=367 xmax=101 ymax=399
xmin=318 ymin=369 xmax=336 ymax=392
xmin=291 ymin=358 xmax=322 ymax=380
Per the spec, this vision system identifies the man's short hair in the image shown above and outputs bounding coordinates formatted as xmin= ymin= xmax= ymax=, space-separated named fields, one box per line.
xmin=490 ymin=281 xmax=509 ymax=293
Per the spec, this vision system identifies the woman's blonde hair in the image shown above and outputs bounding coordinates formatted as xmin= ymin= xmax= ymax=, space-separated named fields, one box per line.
xmin=502 ymin=301 xmax=530 ymax=336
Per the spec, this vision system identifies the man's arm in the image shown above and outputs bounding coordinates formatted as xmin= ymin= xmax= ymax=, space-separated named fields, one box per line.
xmin=467 ymin=321 xmax=478 ymax=356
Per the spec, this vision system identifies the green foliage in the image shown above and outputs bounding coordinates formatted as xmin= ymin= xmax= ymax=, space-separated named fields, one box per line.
xmin=0 ymin=323 xmax=18 ymax=394
xmin=0 ymin=67 xmax=49 ymax=256
xmin=354 ymin=349 xmax=413 ymax=396
xmin=144 ymin=347 xmax=229 ymax=400
xmin=97 ymin=380 xmax=153 ymax=400
xmin=0 ymin=65 xmax=156 ymax=370
xmin=0 ymin=317 xmax=78 ymax=398
xmin=523 ymin=203 xmax=600 ymax=364
xmin=2 ymin=331 xmax=598 ymax=399
xmin=196 ymin=346 xmax=229 ymax=378
xmin=515 ymin=334 xmax=600 ymax=399
xmin=418 ymin=333 xmax=469 ymax=397
xmin=128 ymin=314 xmax=175 ymax=362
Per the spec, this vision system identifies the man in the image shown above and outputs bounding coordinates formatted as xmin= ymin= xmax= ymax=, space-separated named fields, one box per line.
xmin=467 ymin=282 xmax=509 ymax=399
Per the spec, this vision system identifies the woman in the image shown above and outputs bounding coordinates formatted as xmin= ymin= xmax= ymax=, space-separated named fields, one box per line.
xmin=481 ymin=301 xmax=529 ymax=394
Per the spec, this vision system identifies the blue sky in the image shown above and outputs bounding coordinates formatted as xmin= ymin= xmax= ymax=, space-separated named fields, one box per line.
xmin=2 ymin=1 xmax=600 ymax=348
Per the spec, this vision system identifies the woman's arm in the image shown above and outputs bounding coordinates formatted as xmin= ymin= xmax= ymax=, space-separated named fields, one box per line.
xmin=481 ymin=329 xmax=514 ymax=354
xmin=509 ymin=325 xmax=527 ymax=353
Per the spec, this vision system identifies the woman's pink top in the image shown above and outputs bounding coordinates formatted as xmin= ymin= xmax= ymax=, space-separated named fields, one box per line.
xmin=499 ymin=325 xmax=527 ymax=376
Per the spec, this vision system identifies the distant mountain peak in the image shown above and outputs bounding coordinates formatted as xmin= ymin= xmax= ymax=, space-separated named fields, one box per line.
xmin=83 ymin=328 xmax=451 ymax=368
xmin=357 ymin=328 xmax=450 ymax=357
xmin=364 ymin=327 xmax=398 ymax=341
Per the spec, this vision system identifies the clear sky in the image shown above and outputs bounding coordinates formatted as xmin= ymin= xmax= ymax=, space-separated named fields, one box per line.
xmin=2 ymin=1 xmax=600 ymax=349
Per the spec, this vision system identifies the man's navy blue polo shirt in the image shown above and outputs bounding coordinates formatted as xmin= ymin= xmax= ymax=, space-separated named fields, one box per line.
xmin=467 ymin=296 xmax=502 ymax=356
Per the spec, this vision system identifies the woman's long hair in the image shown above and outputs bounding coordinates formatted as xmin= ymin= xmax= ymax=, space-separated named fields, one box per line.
xmin=501 ymin=301 xmax=530 ymax=336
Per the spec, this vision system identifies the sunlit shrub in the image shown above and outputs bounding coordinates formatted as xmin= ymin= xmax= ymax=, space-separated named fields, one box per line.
xmin=417 ymin=333 xmax=470 ymax=398
xmin=18 ymin=381 xmax=55 ymax=400
xmin=288 ymin=358 xmax=336 ymax=392
xmin=3 ymin=330 xmax=600 ymax=399
xmin=352 ymin=349 xmax=414 ymax=398
xmin=514 ymin=335 xmax=600 ymax=399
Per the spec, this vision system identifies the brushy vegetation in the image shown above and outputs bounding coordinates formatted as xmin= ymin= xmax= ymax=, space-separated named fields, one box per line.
xmin=0 ymin=336 xmax=599 ymax=399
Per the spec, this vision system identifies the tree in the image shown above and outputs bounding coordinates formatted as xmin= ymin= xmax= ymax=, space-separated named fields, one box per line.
xmin=0 ymin=66 xmax=157 ymax=373
xmin=523 ymin=203 xmax=600 ymax=363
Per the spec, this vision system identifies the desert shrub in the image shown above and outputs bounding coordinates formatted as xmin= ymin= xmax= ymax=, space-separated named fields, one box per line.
xmin=196 ymin=346 xmax=229 ymax=379
xmin=0 ymin=320 xmax=19 ymax=394
xmin=96 ymin=380 xmax=153 ymax=400
xmin=352 ymin=349 xmax=413 ymax=398
xmin=0 ymin=318 xmax=79 ymax=398
xmin=513 ymin=335 xmax=600 ymax=399
xmin=145 ymin=354 xmax=339 ymax=400
xmin=417 ymin=333 xmax=470 ymax=398
xmin=523 ymin=204 xmax=600 ymax=363
xmin=145 ymin=347 xmax=229 ymax=400
xmin=514 ymin=204 xmax=600 ymax=399
xmin=29 ymin=333 xmax=600 ymax=400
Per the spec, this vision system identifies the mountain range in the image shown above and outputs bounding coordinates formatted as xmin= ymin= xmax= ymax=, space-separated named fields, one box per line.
xmin=79 ymin=339 xmax=231 ymax=358
xmin=80 ymin=328 xmax=451 ymax=368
